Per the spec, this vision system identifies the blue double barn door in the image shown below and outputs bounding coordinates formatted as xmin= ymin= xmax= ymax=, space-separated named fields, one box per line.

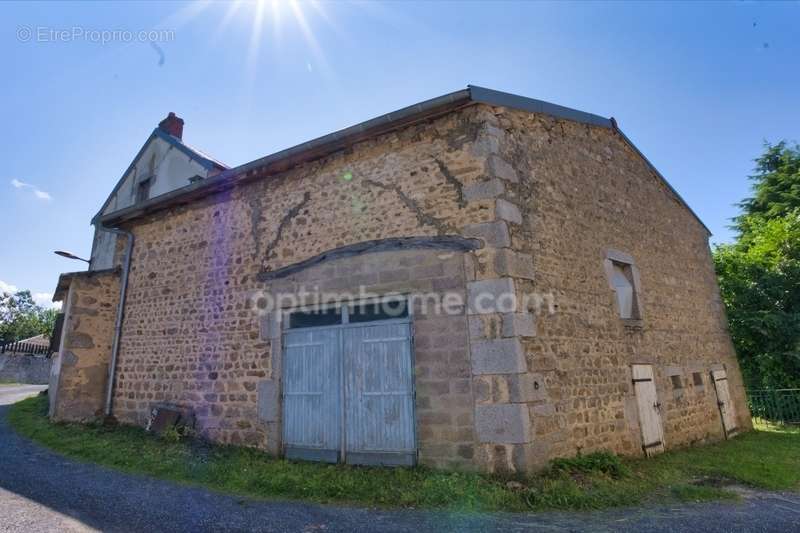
xmin=282 ymin=322 xmax=416 ymax=466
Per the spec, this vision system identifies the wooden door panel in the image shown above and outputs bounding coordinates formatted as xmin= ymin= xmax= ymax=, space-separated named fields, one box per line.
xmin=632 ymin=364 xmax=665 ymax=456
xmin=282 ymin=328 xmax=341 ymax=462
xmin=344 ymin=323 xmax=415 ymax=465
xmin=712 ymin=369 xmax=738 ymax=438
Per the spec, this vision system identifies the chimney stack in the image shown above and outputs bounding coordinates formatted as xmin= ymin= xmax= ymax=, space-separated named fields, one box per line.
xmin=158 ymin=112 xmax=184 ymax=139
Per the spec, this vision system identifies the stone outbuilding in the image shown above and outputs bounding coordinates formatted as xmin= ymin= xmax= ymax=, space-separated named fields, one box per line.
xmin=50 ymin=86 xmax=751 ymax=472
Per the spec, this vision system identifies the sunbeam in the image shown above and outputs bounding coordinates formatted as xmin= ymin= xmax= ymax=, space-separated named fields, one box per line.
xmin=288 ymin=0 xmax=331 ymax=78
xmin=210 ymin=0 xmax=244 ymax=44
xmin=245 ymin=0 xmax=268 ymax=87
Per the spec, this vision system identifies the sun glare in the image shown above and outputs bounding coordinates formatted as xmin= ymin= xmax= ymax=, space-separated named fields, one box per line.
xmin=211 ymin=0 xmax=332 ymax=78
xmin=160 ymin=0 xmax=344 ymax=93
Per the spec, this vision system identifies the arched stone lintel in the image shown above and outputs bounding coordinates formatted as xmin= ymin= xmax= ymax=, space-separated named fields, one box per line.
xmin=256 ymin=236 xmax=482 ymax=282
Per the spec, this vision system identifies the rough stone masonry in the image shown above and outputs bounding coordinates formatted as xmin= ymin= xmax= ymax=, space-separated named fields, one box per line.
xmin=50 ymin=89 xmax=751 ymax=473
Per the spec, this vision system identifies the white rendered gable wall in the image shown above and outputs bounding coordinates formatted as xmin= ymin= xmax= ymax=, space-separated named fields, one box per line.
xmin=90 ymin=136 xmax=214 ymax=270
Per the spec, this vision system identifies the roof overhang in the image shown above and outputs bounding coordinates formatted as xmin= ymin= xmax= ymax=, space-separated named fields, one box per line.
xmin=98 ymin=85 xmax=710 ymax=235
xmin=53 ymin=268 xmax=120 ymax=302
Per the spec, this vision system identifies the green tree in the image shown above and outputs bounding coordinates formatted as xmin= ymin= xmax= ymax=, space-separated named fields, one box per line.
xmin=714 ymin=142 xmax=800 ymax=389
xmin=735 ymin=141 xmax=800 ymax=234
xmin=0 ymin=290 xmax=58 ymax=343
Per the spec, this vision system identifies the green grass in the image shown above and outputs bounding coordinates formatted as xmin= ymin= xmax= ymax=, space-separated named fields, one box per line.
xmin=8 ymin=396 xmax=800 ymax=512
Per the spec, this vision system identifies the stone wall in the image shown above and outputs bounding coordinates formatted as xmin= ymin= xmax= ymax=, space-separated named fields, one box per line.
xmin=111 ymin=105 xmax=510 ymax=469
xmin=50 ymin=271 xmax=120 ymax=422
xmin=96 ymin=101 xmax=750 ymax=472
xmin=255 ymin=247 xmax=475 ymax=469
xmin=0 ymin=354 xmax=51 ymax=384
xmin=480 ymin=106 xmax=751 ymax=468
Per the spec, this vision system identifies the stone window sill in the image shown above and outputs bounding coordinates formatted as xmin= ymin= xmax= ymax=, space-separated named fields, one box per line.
xmin=622 ymin=318 xmax=644 ymax=330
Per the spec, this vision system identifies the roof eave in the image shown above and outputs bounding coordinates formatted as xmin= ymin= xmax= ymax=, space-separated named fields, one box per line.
xmin=92 ymin=130 xmax=158 ymax=224
xmin=101 ymin=88 xmax=474 ymax=226
xmin=53 ymin=267 xmax=120 ymax=302
xmin=467 ymin=85 xmax=612 ymax=128
xmin=99 ymin=85 xmax=711 ymax=237
xmin=153 ymin=128 xmax=229 ymax=171
xmin=91 ymin=128 xmax=229 ymax=225
xmin=611 ymin=123 xmax=712 ymax=236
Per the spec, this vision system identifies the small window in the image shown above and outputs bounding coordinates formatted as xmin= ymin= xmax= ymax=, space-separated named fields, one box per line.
xmin=349 ymin=300 xmax=408 ymax=323
xmin=286 ymin=299 xmax=410 ymax=329
xmin=604 ymin=251 xmax=642 ymax=321
xmin=693 ymin=372 xmax=704 ymax=387
xmin=136 ymin=178 xmax=152 ymax=203
xmin=288 ymin=307 xmax=342 ymax=329
xmin=610 ymin=263 xmax=635 ymax=319
xmin=670 ymin=374 xmax=683 ymax=389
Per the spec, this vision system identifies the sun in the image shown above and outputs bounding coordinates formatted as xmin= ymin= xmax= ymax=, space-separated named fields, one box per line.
xmin=158 ymin=0 xmax=336 ymax=85
xmin=218 ymin=0 xmax=331 ymax=78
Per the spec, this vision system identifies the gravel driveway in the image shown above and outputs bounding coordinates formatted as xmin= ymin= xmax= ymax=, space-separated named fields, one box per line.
xmin=1 ymin=384 xmax=799 ymax=532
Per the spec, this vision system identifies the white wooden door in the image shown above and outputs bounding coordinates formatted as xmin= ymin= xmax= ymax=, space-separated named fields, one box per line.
xmin=283 ymin=328 xmax=341 ymax=463
xmin=711 ymin=369 xmax=738 ymax=438
xmin=343 ymin=322 xmax=415 ymax=466
xmin=282 ymin=309 xmax=415 ymax=466
xmin=632 ymin=364 xmax=665 ymax=456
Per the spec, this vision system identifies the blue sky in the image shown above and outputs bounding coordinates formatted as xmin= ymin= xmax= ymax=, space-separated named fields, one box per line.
xmin=1 ymin=1 xmax=798 ymax=307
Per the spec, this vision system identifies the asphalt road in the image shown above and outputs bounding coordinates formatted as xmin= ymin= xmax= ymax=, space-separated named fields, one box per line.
xmin=1 ymin=384 xmax=799 ymax=532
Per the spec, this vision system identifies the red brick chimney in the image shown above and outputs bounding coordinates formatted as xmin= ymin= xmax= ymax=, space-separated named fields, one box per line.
xmin=158 ymin=112 xmax=184 ymax=139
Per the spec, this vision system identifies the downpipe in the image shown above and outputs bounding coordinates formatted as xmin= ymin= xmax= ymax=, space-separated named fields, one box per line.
xmin=99 ymin=226 xmax=134 ymax=418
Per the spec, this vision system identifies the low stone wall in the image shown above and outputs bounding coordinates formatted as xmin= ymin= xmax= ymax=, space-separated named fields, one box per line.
xmin=0 ymin=354 xmax=51 ymax=384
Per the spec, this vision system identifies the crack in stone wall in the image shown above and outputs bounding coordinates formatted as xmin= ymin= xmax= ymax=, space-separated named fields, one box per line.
xmin=263 ymin=191 xmax=311 ymax=267
xmin=363 ymin=179 xmax=458 ymax=235
xmin=247 ymin=194 xmax=265 ymax=262
xmin=433 ymin=157 xmax=466 ymax=208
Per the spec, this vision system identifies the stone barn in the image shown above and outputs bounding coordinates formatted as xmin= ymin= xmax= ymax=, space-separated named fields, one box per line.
xmin=50 ymin=86 xmax=751 ymax=472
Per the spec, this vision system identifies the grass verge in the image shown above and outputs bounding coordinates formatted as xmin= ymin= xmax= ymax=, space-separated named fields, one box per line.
xmin=8 ymin=395 xmax=800 ymax=512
